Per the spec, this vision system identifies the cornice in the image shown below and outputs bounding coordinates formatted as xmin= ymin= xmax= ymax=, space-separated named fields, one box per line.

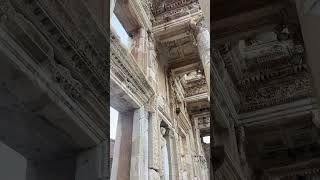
xmin=0 ymin=0 xmax=109 ymax=143
xmin=110 ymin=29 xmax=155 ymax=107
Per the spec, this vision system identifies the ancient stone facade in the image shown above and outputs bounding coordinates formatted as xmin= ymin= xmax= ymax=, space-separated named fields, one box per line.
xmin=212 ymin=0 xmax=320 ymax=179
xmin=110 ymin=0 xmax=210 ymax=180
xmin=0 ymin=0 xmax=109 ymax=180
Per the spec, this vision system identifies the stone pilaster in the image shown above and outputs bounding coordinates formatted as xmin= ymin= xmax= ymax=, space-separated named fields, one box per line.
xmin=191 ymin=16 xmax=210 ymax=99
xmin=186 ymin=132 xmax=195 ymax=180
xmin=129 ymin=27 xmax=148 ymax=73
xmin=166 ymin=129 xmax=180 ymax=180
xmin=193 ymin=117 xmax=203 ymax=155
xmin=148 ymin=111 xmax=160 ymax=170
xmin=130 ymin=106 xmax=149 ymax=180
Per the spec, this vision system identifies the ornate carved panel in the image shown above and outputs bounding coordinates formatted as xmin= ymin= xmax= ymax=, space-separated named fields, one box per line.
xmin=0 ymin=0 xmax=109 ymax=141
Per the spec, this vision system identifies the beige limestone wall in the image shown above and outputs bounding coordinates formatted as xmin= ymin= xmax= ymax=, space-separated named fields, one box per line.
xmin=157 ymin=62 xmax=168 ymax=100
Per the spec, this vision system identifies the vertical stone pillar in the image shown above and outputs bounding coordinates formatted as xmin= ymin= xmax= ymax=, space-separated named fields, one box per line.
xmin=186 ymin=133 xmax=195 ymax=180
xmin=198 ymin=0 xmax=210 ymax=31
xmin=148 ymin=111 xmax=161 ymax=179
xmin=192 ymin=117 xmax=202 ymax=180
xmin=191 ymin=17 xmax=210 ymax=98
xmin=129 ymin=27 xmax=147 ymax=72
xmin=295 ymin=0 xmax=320 ymax=102
xmin=110 ymin=111 xmax=133 ymax=180
xmin=130 ymin=106 xmax=149 ymax=180
xmin=166 ymin=129 xmax=181 ymax=180
xmin=177 ymin=135 xmax=184 ymax=179
xmin=193 ymin=117 xmax=202 ymax=155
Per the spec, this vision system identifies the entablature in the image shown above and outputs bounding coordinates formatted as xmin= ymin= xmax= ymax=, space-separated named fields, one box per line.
xmin=114 ymin=0 xmax=152 ymax=33
xmin=152 ymin=0 xmax=200 ymax=26
xmin=0 ymin=0 xmax=110 ymax=145
xmin=110 ymin=29 xmax=155 ymax=107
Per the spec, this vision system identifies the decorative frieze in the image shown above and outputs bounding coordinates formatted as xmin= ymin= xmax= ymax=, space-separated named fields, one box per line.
xmin=110 ymin=29 xmax=154 ymax=107
xmin=239 ymin=73 xmax=312 ymax=112
xmin=152 ymin=0 xmax=200 ymax=26
xmin=0 ymin=0 xmax=108 ymax=141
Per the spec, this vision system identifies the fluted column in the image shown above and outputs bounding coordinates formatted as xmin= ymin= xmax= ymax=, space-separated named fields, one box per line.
xmin=191 ymin=16 xmax=210 ymax=99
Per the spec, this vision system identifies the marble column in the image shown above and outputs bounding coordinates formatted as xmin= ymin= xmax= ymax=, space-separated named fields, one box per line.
xmin=173 ymin=132 xmax=183 ymax=180
xmin=130 ymin=106 xmax=149 ymax=180
xmin=193 ymin=117 xmax=203 ymax=155
xmin=191 ymin=17 xmax=210 ymax=99
xmin=166 ymin=129 xmax=180 ymax=180
xmin=129 ymin=27 xmax=148 ymax=73
xmin=110 ymin=111 xmax=133 ymax=180
xmin=148 ymin=111 xmax=161 ymax=179
xmin=186 ymin=133 xmax=195 ymax=180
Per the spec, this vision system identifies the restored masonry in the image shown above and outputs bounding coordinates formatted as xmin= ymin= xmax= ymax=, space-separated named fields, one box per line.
xmin=0 ymin=0 xmax=108 ymax=180
xmin=212 ymin=0 xmax=320 ymax=179
xmin=110 ymin=0 xmax=210 ymax=180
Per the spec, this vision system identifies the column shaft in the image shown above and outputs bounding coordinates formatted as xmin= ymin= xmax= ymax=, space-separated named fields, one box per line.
xmin=130 ymin=106 xmax=149 ymax=180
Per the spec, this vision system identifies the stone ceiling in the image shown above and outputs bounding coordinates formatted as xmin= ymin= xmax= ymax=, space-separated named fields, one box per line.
xmin=213 ymin=0 xmax=319 ymax=175
xmin=212 ymin=0 xmax=299 ymax=44
xmin=156 ymin=28 xmax=199 ymax=68
xmin=212 ymin=0 xmax=279 ymax=21
xmin=151 ymin=0 xmax=209 ymax=136
xmin=245 ymin=113 xmax=320 ymax=170
xmin=152 ymin=0 xmax=202 ymax=68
